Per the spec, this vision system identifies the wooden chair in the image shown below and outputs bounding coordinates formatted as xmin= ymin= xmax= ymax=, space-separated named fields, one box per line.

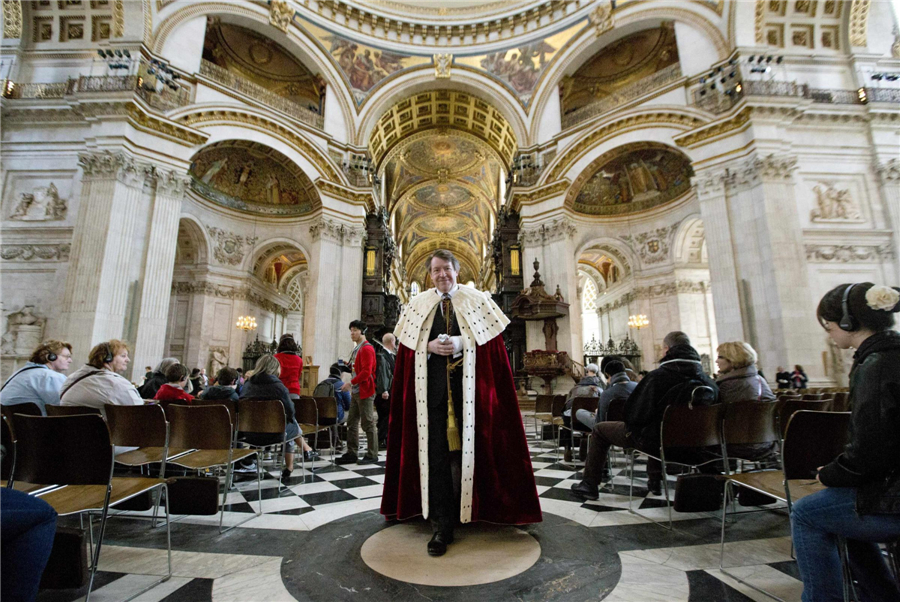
xmin=192 ymin=398 xmax=237 ymax=423
xmin=830 ymin=391 xmax=850 ymax=413
xmin=164 ymin=405 xmax=258 ymax=533
xmin=296 ymin=397 xmax=333 ymax=477
xmin=236 ymin=399 xmax=287 ymax=497
xmin=779 ymin=398 xmax=832 ymax=438
xmin=721 ymin=399 xmax=785 ymax=467
xmin=719 ymin=410 xmax=851 ymax=600
xmin=11 ymin=414 xmax=172 ymax=602
xmin=46 ymin=405 xmax=102 ymax=417
xmin=628 ymin=394 xmax=725 ymax=529
xmin=1 ymin=402 xmax=42 ymax=420
xmin=531 ymin=395 xmax=555 ymax=444
xmin=557 ymin=396 xmax=597 ymax=467
xmin=313 ymin=396 xmax=340 ymax=462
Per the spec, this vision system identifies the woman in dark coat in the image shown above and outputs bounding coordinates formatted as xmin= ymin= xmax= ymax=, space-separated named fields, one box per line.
xmin=790 ymin=283 xmax=900 ymax=601
xmin=239 ymin=354 xmax=302 ymax=480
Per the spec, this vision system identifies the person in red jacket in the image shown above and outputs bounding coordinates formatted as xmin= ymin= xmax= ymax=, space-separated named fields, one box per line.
xmin=274 ymin=334 xmax=317 ymax=461
xmin=336 ymin=320 xmax=378 ymax=465
xmin=153 ymin=363 xmax=194 ymax=404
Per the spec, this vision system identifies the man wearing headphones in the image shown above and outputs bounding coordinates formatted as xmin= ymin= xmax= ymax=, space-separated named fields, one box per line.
xmin=0 ymin=340 xmax=74 ymax=415
xmin=59 ymin=340 xmax=142 ymax=410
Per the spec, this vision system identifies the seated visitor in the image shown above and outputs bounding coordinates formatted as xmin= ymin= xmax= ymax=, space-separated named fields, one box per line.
xmin=60 ymin=340 xmax=142 ymax=410
xmin=137 ymin=357 xmax=179 ymax=399
xmin=274 ymin=334 xmax=317 ymax=459
xmin=188 ymin=368 xmax=203 ymax=395
xmin=153 ymin=363 xmax=194 ymax=404
xmin=574 ymin=359 xmax=637 ymax=430
xmin=715 ymin=341 xmax=777 ymax=461
xmin=560 ymin=363 xmax=602 ymax=462
xmin=791 ymin=283 xmax=900 ymax=602
xmin=201 ymin=367 xmax=240 ymax=401
xmin=314 ymin=363 xmax=352 ymax=423
xmin=1 ymin=340 xmax=74 ymax=415
xmin=239 ymin=354 xmax=303 ymax=480
xmin=0 ymin=488 xmax=57 ymax=602
xmin=571 ymin=331 xmax=718 ymax=499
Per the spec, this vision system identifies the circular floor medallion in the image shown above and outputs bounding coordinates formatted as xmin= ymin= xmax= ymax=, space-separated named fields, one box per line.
xmin=360 ymin=522 xmax=541 ymax=586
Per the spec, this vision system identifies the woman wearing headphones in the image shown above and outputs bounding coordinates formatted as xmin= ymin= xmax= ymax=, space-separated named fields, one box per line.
xmin=0 ymin=340 xmax=74 ymax=415
xmin=59 ymin=340 xmax=142 ymax=410
xmin=791 ymin=283 xmax=900 ymax=601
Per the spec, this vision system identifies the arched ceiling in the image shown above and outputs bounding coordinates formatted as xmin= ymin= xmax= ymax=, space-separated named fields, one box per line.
xmin=566 ymin=142 xmax=694 ymax=217
xmin=378 ymin=90 xmax=511 ymax=288
xmin=252 ymin=242 xmax=308 ymax=288
xmin=188 ymin=140 xmax=320 ymax=216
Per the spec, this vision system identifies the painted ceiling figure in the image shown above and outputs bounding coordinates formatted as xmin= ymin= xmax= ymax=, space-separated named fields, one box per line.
xmin=381 ymin=249 xmax=542 ymax=558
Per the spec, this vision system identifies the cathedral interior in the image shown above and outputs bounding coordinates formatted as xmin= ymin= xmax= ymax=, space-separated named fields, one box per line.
xmin=1 ymin=0 xmax=898 ymax=600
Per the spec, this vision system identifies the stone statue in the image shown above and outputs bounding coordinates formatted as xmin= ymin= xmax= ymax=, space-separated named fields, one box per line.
xmin=9 ymin=183 xmax=67 ymax=221
xmin=2 ymin=306 xmax=46 ymax=357
xmin=209 ymin=347 xmax=228 ymax=377
xmin=811 ymin=183 xmax=862 ymax=221
xmin=266 ymin=173 xmax=281 ymax=205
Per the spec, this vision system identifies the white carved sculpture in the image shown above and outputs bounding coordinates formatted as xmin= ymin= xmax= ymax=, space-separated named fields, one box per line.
xmin=9 ymin=183 xmax=67 ymax=221
xmin=811 ymin=183 xmax=862 ymax=221
xmin=1 ymin=306 xmax=46 ymax=357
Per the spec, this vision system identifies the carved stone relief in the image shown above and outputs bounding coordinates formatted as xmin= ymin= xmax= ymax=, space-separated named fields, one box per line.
xmin=620 ymin=224 xmax=678 ymax=265
xmin=0 ymin=244 xmax=71 ymax=262
xmin=206 ymin=226 xmax=258 ymax=266
xmin=805 ymin=244 xmax=893 ymax=263
xmin=1 ymin=306 xmax=45 ymax=357
xmin=309 ymin=217 xmax=365 ymax=247
xmin=171 ymin=280 xmax=288 ymax=316
xmin=434 ymin=54 xmax=452 ymax=78
xmin=810 ymin=182 xmax=863 ymax=222
xmin=520 ymin=218 xmax=576 ymax=245
xmin=9 ymin=183 xmax=67 ymax=221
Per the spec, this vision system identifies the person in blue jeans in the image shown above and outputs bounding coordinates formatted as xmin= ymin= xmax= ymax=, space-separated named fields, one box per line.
xmin=1 ymin=488 xmax=57 ymax=602
xmin=791 ymin=282 xmax=900 ymax=602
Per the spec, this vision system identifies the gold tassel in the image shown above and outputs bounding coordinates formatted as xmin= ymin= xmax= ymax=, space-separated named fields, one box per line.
xmin=447 ymin=395 xmax=461 ymax=452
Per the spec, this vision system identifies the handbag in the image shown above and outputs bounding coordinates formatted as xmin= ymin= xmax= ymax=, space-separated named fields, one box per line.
xmin=40 ymin=526 xmax=88 ymax=589
xmin=166 ymin=476 xmax=220 ymax=515
xmin=673 ymin=473 xmax=723 ymax=512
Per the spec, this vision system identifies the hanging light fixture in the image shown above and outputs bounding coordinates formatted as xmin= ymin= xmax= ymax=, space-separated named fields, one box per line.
xmin=627 ymin=314 xmax=649 ymax=330
xmin=236 ymin=315 xmax=258 ymax=331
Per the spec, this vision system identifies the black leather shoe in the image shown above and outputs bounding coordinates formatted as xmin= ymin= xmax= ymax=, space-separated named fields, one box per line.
xmin=335 ymin=453 xmax=358 ymax=465
xmin=427 ymin=531 xmax=454 ymax=556
xmin=647 ymin=478 xmax=662 ymax=496
xmin=570 ymin=481 xmax=599 ymax=500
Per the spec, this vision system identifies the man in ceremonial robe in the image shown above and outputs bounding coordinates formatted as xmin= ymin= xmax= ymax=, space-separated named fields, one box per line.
xmin=381 ymin=249 xmax=541 ymax=557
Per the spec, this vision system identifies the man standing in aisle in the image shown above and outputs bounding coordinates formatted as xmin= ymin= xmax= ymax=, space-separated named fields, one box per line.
xmin=381 ymin=249 xmax=541 ymax=557
xmin=337 ymin=320 xmax=379 ymax=465
xmin=374 ymin=333 xmax=396 ymax=450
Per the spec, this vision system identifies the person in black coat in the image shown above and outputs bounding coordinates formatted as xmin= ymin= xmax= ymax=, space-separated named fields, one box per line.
xmin=137 ymin=357 xmax=179 ymax=399
xmin=775 ymin=366 xmax=792 ymax=390
xmin=571 ymin=332 xmax=718 ymax=500
xmin=201 ymin=367 xmax=240 ymax=402
xmin=791 ymin=283 xmax=900 ymax=602
xmin=239 ymin=355 xmax=301 ymax=480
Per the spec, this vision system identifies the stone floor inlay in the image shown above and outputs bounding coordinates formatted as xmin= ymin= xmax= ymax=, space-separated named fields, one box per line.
xmin=360 ymin=522 xmax=541 ymax=586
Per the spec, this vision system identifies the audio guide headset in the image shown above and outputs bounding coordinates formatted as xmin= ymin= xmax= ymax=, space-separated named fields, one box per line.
xmin=839 ymin=283 xmax=858 ymax=331
xmin=102 ymin=342 xmax=113 ymax=363
xmin=47 ymin=351 xmax=57 ymax=362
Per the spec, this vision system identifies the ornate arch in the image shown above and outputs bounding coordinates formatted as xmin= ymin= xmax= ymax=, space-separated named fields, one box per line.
xmin=172 ymin=104 xmax=346 ymax=186
xmin=575 ymin=237 xmax=636 ymax=281
xmin=539 ymin=106 xmax=708 ymax=187
xmin=151 ymin=1 xmax=356 ymax=140
xmin=246 ymin=237 xmax=311 ymax=279
xmin=175 ymin=215 xmax=211 ymax=265
xmin=672 ymin=215 xmax=708 ymax=265
xmin=527 ymin=3 xmax=728 ymax=141
xmin=356 ymin=69 xmax=529 ymax=149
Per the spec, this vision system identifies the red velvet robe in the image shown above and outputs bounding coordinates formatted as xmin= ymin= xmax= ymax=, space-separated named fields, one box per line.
xmin=380 ymin=334 xmax=542 ymax=525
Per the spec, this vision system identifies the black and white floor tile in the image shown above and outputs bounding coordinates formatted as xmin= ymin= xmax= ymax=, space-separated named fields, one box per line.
xmin=37 ymin=425 xmax=806 ymax=601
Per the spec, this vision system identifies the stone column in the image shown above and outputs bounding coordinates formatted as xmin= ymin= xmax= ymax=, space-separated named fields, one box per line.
xmin=61 ymin=151 xmax=152 ymax=365
xmin=713 ymin=155 xmax=822 ymax=379
xmin=693 ymin=169 xmax=745 ymax=343
xmin=875 ymin=159 xmax=900 ymax=283
xmin=304 ymin=217 xmax=364 ymax=367
xmin=130 ymin=169 xmax=191 ymax=381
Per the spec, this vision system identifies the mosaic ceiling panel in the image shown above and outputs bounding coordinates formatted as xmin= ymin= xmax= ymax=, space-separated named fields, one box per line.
xmin=569 ymin=142 xmax=693 ymax=217
xmin=203 ymin=21 xmax=322 ymax=108
xmin=291 ymin=13 xmax=585 ymax=109
xmin=560 ymin=24 xmax=680 ymax=115
xmin=189 ymin=141 xmax=319 ymax=216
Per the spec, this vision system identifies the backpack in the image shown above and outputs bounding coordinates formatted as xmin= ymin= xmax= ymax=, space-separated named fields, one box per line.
xmin=313 ymin=378 xmax=337 ymax=399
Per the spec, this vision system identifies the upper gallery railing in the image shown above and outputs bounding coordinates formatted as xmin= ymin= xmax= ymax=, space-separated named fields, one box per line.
xmin=692 ymin=79 xmax=898 ymax=114
xmin=561 ymin=63 xmax=684 ymax=130
xmin=199 ymin=60 xmax=324 ymax=130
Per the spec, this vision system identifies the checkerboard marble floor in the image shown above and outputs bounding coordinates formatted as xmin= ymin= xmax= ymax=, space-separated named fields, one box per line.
xmin=37 ymin=425 xmax=809 ymax=602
